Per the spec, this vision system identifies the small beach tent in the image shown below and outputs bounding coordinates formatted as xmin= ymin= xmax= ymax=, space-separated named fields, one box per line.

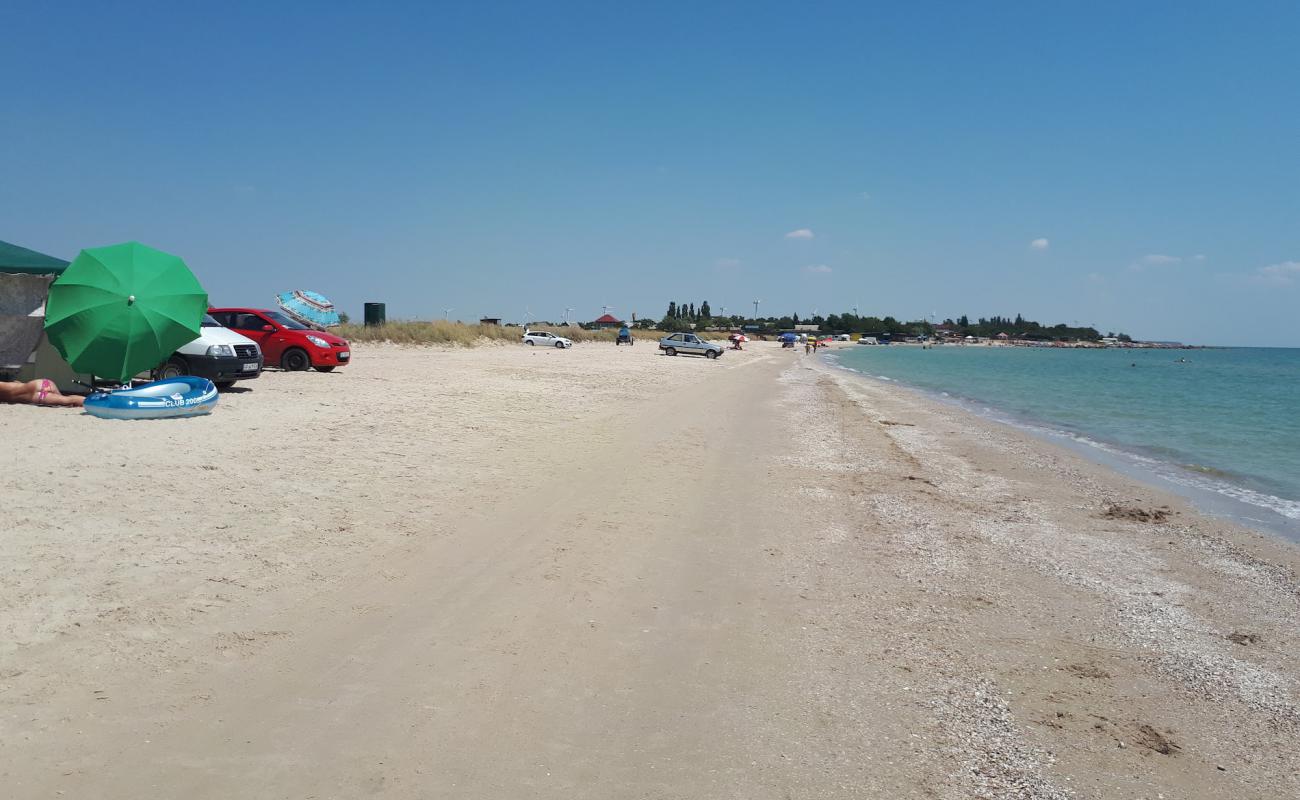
xmin=0 ymin=240 xmax=87 ymax=388
xmin=591 ymin=313 xmax=623 ymax=329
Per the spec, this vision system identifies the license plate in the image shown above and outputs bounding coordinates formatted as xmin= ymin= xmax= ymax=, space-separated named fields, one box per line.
xmin=338 ymin=352 xmax=350 ymax=360
xmin=242 ymin=362 xmax=258 ymax=371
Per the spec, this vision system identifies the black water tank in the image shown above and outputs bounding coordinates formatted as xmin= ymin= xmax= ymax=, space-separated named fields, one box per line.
xmin=363 ymin=302 xmax=386 ymax=326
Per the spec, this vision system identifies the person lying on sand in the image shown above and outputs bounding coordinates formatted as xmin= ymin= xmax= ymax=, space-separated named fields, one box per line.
xmin=0 ymin=379 xmax=84 ymax=407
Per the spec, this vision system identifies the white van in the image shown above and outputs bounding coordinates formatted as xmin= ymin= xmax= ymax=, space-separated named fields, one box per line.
xmin=151 ymin=314 xmax=264 ymax=388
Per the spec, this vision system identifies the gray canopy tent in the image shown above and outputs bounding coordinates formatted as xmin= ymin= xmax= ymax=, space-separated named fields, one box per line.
xmin=0 ymin=240 xmax=85 ymax=388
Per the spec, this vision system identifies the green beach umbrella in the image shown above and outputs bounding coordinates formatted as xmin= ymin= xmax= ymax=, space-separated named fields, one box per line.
xmin=44 ymin=242 xmax=208 ymax=383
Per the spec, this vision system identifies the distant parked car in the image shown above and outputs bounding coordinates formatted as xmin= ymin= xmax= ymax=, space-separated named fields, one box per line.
xmin=523 ymin=330 xmax=572 ymax=348
xmin=152 ymin=314 xmax=263 ymax=388
xmin=208 ymin=307 xmax=351 ymax=372
xmin=658 ymin=332 xmax=723 ymax=359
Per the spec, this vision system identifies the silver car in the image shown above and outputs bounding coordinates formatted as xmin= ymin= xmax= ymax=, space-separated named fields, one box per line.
xmin=658 ymin=332 xmax=723 ymax=359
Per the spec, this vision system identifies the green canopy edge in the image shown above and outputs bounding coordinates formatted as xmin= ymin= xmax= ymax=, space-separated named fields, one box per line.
xmin=0 ymin=240 xmax=70 ymax=275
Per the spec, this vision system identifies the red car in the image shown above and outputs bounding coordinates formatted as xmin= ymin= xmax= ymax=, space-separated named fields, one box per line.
xmin=208 ymin=307 xmax=351 ymax=372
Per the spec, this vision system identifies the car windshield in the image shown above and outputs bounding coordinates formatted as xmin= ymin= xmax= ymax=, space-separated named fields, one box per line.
xmin=264 ymin=311 xmax=309 ymax=330
xmin=200 ymin=314 xmax=222 ymax=327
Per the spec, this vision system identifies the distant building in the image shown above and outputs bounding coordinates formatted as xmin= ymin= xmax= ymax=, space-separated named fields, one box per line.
xmin=479 ymin=317 xmax=502 ymax=326
xmin=794 ymin=324 xmax=819 ymax=332
xmin=590 ymin=313 xmax=624 ymax=329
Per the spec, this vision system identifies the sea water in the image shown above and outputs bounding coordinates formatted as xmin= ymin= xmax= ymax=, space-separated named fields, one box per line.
xmin=829 ymin=345 xmax=1300 ymax=541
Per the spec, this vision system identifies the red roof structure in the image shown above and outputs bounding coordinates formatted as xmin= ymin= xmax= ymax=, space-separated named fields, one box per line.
xmin=590 ymin=313 xmax=624 ymax=329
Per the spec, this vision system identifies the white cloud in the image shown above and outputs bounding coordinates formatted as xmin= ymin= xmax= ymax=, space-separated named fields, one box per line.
xmin=861 ymin=192 xmax=871 ymax=201
xmin=714 ymin=257 xmax=741 ymax=271
xmin=785 ymin=228 xmax=814 ymax=240
xmin=1192 ymin=254 xmax=1207 ymax=261
xmin=1253 ymin=261 xmax=1300 ymax=286
xmin=802 ymin=264 xmax=832 ymax=274
xmin=1130 ymin=254 xmax=1184 ymax=271
xmin=1030 ymin=238 xmax=1049 ymax=251
xmin=1142 ymin=254 xmax=1181 ymax=265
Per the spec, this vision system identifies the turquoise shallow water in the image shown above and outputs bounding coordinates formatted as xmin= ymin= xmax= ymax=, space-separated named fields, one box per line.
xmin=830 ymin=345 xmax=1300 ymax=539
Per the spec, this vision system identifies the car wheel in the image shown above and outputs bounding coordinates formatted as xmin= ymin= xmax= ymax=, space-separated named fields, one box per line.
xmin=664 ymin=347 xmax=676 ymax=357
xmin=705 ymin=350 xmax=718 ymax=359
xmin=314 ymin=366 xmax=336 ymax=373
xmin=554 ymin=341 xmax=565 ymax=348
xmin=526 ymin=340 xmax=535 ymax=346
xmin=154 ymin=356 xmax=186 ymax=380
xmin=282 ymin=348 xmax=310 ymax=371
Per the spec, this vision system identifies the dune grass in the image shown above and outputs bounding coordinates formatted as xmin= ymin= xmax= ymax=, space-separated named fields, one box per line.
xmin=337 ymin=320 xmax=620 ymax=346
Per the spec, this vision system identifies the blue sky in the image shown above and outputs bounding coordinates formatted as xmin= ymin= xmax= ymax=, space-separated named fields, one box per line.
xmin=3 ymin=1 xmax=1297 ymax=345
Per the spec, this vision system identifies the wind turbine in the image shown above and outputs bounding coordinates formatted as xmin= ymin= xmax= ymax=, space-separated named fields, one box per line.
xmin=562 ymin=307 xmax=575 ymax=324
xmin=523 ymin=307 xmax=534 ymax=329
xmin=752 ymin=299 xmax=761 ymax=319
xmin=601 ymin=304 xmax=613 ymax=317
xmin=442 ymin=307 xmax=454 ymax=320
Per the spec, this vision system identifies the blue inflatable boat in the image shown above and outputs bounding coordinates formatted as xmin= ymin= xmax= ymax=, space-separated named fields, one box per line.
xmin=84 ymin=376 xmax=219 ymax=420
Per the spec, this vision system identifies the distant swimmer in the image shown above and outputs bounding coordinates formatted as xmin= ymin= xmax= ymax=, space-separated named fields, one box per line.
xmin=1131 ymin=363 xmax=1136 ymax=367
xmin=1176 ymin=357 xmax=1189 ymax=363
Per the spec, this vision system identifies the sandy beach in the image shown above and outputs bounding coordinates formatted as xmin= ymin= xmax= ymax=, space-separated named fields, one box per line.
xmin=2 ymin=341 xmax=1298 ymax=799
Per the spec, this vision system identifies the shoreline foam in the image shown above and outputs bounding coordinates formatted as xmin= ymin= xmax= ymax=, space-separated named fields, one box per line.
xmin=825 ymin=349 xmax=1300 ymax=542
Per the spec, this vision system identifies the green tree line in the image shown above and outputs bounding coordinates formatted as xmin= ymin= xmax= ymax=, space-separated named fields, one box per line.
xmin=653 ymin=305 xmax=1119 ymax=341
xmin=940 ymin=314 xmax=1108 ymax=341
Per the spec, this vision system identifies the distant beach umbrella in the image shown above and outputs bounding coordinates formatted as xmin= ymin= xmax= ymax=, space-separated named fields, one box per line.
xmin=276 ymin=290 xmax=340 ymax=329
xmin=44 ymin=242 xmax=207 ymax=383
